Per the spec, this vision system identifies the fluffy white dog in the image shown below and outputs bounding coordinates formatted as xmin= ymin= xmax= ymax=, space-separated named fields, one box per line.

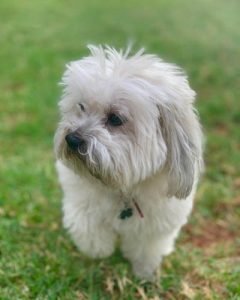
xmin=54 ymin=45 xmax=203 ymax=280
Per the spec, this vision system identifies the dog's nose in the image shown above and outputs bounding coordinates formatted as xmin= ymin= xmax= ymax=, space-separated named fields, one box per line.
xmin=65 ymin=133 xmax=86 ymax=151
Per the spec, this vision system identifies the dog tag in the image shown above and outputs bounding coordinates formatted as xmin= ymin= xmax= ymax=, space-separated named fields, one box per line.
xmin=119 ymin=207 xmax=133 ymax=220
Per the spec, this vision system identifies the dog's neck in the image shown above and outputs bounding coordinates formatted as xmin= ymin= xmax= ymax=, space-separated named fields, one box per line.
xmin=119 ymin=191 xmax=144 ymax=219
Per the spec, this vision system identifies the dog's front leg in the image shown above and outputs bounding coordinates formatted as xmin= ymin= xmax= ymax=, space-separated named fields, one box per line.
xmin=121 ymin=231 xmax=179 ymax=280
xmin=63 ymin=206 xmax=116 ymax=258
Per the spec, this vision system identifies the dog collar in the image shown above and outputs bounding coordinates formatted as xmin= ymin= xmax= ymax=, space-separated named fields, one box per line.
xmin=119 ymin=198 xmax=144 ymax=220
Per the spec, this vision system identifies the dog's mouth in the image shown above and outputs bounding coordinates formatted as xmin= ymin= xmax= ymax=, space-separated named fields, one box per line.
xmin=67 ymin=147 xmax=122 ymax=189
xmin=65 ymin=132 xmax=88 ymax=154
xmin=55 ymin=131 xmax=124 ymax=188
xmin=63 ymin=137 xmax=108 ymax=181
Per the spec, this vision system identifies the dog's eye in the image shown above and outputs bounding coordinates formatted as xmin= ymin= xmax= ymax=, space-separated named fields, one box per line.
xmin=107 ymin=113 xmax=124 ymax=127
xmin=78 ymin=103 xmax=85 ymax=112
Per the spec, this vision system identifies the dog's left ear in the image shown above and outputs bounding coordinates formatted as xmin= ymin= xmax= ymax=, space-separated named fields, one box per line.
xmin=158 ymin=102 xmax=203 ymax=199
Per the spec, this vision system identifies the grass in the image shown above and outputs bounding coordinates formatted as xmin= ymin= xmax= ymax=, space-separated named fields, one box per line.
xmin=0 ymin=0 xmax=240 ymax=299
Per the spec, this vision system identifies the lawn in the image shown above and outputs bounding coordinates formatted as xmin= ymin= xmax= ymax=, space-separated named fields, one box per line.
xmin=0 ymin=0 xmax=240 ymax=299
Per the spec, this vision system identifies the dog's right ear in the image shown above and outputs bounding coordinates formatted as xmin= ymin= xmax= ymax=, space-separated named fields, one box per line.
xmin=157 ymin=103 xmax=203 ymax=199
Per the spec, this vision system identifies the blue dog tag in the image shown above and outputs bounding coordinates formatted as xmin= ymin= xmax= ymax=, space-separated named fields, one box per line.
xmin=119 ymin=207 xmax=133 ymax=220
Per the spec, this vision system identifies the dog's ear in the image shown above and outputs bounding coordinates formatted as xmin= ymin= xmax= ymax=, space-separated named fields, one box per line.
xmin=158 ymin=103 xmax=203 ymax=199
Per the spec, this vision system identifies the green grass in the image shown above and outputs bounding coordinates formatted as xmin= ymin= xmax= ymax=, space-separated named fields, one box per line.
xmin=0 ymin=0 xmax=240 ymax=299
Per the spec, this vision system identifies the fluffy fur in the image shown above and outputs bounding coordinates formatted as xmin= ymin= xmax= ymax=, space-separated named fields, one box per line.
xmin=54 ymin=45 xmax=203 ymax=280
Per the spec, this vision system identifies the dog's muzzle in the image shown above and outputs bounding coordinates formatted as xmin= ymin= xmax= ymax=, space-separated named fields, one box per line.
xmin=65 ymin=132 xmax=87 ymax=153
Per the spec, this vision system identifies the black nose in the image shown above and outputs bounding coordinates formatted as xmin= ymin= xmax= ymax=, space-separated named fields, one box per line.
xmin=65 ymin=133 xmax=86 ymax=151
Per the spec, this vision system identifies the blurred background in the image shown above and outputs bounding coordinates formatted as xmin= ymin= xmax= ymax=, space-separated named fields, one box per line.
xmin=0 ymin=0 xmax=239 ymax=299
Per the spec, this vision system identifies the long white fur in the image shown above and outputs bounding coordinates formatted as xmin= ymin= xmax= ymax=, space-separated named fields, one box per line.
xmin=54 ymin=45 xmax=203 ymax=280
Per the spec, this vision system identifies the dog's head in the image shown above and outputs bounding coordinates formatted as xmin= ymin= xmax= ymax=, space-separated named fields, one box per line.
xmin=54 ymin=45 xmax=203 ymax=198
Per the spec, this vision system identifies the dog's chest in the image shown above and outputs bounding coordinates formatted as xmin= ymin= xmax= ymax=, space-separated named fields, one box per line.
xmin=103 ymin=193 xmax=192 ymax=237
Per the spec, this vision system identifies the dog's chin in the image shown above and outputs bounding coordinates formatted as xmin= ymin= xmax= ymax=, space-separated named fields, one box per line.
xmin=60 ymin=151 xmax=120 ymax=188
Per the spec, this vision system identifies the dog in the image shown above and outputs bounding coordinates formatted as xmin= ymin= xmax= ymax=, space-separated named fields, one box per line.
xmin=54 ymin=45 xmax=203 ymax=280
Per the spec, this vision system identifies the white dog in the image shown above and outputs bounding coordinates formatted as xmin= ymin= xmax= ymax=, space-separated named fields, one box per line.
xmin=54 ymin=45 xmax=203 ymax=280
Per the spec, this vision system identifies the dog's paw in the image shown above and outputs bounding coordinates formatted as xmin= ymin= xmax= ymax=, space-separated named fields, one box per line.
xmin=82 ymin=241 xmax=115 ymax=259
xmin=71 ymin=231 xmax=116 ymax=259
xmin=132 ymin=262 xmax=160 ymax=282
